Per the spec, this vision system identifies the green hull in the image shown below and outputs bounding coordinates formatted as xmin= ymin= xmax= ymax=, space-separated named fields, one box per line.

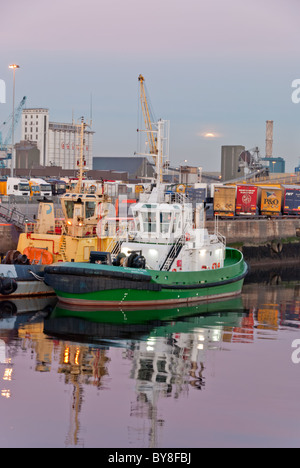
xmin=44 ymin=296 xmax=246 ymax=343
xmin=45 ymin=248 xmax=248 ymax=309
xmin=50 ymin=295 xmax=245 ymax=325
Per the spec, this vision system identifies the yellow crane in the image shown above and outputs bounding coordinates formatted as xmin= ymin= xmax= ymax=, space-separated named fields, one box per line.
xmin=138 ymin=74 xmax=158 ymax=161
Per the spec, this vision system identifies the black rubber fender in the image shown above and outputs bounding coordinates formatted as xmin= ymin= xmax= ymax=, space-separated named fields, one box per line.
xmin=1 ymin=278 xmax=18 ymax=295
xmin=0 ymin=300 xmax=17 ymax=317
xmin=44 ymin=265 xmax=151 ymax=282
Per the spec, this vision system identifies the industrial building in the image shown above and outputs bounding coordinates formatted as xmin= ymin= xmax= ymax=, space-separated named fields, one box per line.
xmin=15 ymin=140 xmax=40 ymax=169
xmin=221 ymin=145 xmax=245 ymax=181
xmin=21 ymin=108 xmax=49 ymax=166
xmin=261 ymin=156 xmax=285 ymax=173
xmin=93 ymin=156 xmax=155 ymax=181
xmin=21 ymin=109 xmax=94 ymax=170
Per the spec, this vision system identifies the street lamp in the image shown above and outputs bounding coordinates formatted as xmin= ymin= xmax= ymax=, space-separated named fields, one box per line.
xmin=272 ymin=160 xmax=276 ymax=175
xmin=8 ymin=64 xmax=20 ymax=177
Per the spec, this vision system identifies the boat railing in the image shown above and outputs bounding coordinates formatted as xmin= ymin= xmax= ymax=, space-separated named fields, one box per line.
xmin=24 ymin=217 xmax=67 ymax=236
xmin=173 ymin=192 xmax=187 ymax=204
xmin=105 ymin=223 xmax=131 ymax=254
xmin=209 ymin=231 xmax=226 ymax=246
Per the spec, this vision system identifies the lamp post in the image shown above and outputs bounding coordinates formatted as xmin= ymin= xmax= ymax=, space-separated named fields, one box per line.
xmin=8 ymin=64 xmax=20 ymax=177
xmin=272 ymin=160 xmax=275 ymax=176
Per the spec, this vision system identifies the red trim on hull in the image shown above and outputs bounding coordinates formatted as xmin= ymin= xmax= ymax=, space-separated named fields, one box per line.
xmin=57 ymin=289 xmax=242 ymax=311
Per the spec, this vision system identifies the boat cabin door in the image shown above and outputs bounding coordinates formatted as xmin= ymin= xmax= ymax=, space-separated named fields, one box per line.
xmin=71 ymin=199 xmax=85 ymax=236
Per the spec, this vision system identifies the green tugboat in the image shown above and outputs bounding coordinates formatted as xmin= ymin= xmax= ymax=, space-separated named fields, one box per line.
xmin=44 ymin=120 xmax=248 ymax=309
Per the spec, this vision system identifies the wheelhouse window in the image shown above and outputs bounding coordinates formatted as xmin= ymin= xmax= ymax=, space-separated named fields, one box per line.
xmin=64 ymin=200 xmax=74 ymax=218
xmin=85 ymin=201 xmax=96 ymax=218
xmin=141 ymin=211 xmax=156 ymax=233
xmin=173 ymin=211 xmax=180 ymax=233
xmin=160 ymin=211 xmax=172 ymax=234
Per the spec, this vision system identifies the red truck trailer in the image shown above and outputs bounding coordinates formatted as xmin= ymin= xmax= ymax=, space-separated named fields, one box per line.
xmin=235 ymin=185 xmax=258 ymax=215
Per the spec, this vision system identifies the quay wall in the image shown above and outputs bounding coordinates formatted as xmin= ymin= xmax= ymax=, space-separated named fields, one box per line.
xmin=206 ymin=218 xmax=300 ymax=244
xmin=206 ymin=218 xmax=300 ymax=266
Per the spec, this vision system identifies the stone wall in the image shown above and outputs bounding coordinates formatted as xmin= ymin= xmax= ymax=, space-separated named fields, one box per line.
xmin=206 ymin=218 xmax=300 ymax=244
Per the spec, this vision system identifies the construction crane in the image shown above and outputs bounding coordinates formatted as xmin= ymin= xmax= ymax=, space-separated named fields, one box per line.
xmin=138 ymin=74 xmax=158 ymax=161
xmin=137 ymin=75 xmax=170 ymax=184
xmin=0 ymin=95 xmax=27 ymax=149
xmin=0 ymin=96 xmax=27 ymax=167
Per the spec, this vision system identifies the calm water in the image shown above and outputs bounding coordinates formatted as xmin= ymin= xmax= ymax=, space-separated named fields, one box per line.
xmin=0 ymin=268 xmax=299 ymax=448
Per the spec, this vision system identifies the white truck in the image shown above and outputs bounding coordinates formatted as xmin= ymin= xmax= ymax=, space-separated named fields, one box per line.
xmin=0 ymin=177 xmax=30 ymax=197
xmin=29 ymin=178 xmax=52 ymax=197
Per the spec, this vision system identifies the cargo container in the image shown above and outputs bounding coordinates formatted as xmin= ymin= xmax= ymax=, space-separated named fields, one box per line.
xmin=235 ymin=185 xmax=258 ymax=215
xmin=282 ymin=185 xmax=300 ymax=215
xmin=213 ymin=186 xmax=236 ymax=217
xmin=258 ymin=186 xmax=282 ymax=216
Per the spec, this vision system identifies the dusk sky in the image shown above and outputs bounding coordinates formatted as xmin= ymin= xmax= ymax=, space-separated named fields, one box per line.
xmin=1 ymin=0 xmax=300 ymax=172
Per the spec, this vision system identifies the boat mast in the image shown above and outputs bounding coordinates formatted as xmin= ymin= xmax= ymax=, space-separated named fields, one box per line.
xmin=75 ymin=117 xmax=86 ymax=194
xmin=157 ymin=119 xmax=163 ymax=187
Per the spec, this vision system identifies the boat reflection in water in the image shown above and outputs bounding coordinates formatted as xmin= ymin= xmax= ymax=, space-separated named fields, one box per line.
xmin=1 ymin=277 xmax=299 ymax=448
xmin=0 ymin=295 xmax=57 ymax=325
xmin=44 ymin=297 xmax=250 ymax=447
xmin=45 ymin=295 xmax=247 ymax=344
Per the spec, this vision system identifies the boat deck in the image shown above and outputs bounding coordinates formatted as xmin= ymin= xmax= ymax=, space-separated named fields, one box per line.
xmin=224 ymin=257 xmax=239 ymax=267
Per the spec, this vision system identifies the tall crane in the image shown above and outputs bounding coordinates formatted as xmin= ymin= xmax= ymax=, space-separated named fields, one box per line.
xmin=138 ymin=74 xmax=158 ymax=161
xmin=137 ymin=75 xmax=170 ymax=185
xmin=0 ymin=96 xmax=27 ymax=167
xmin=0 ymin=95 xmax=27 ymax=149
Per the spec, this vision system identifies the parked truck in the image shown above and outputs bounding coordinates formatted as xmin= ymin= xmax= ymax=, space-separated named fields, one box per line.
xmin=48 ymin=179 xmax=67 ymax=196
xmin=235 ymin=185 xmax=258 ymax=216
xmin=258 ymin=186 xmax=283 ymax=216
xmin=282 ymin=185 xmax=300 ymax=215
xmin=0 ymin=177 xmax=30 ymax=197
xmin=29 ymin=178 xmax=52 ymax=197
xmin=213 ymin=186 xmax=236 ymax=217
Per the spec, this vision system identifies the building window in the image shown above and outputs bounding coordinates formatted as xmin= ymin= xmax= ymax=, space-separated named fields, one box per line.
xmin=25 ymin=127 xmax=27 ymax=132
xmin=36 ymin=127 xmax=38 ymax=132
